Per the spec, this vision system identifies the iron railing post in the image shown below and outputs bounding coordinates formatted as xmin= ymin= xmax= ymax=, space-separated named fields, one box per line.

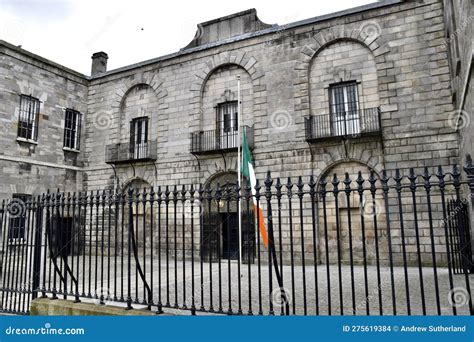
xmin=31 ymin=196 xmax=43 ymax=301
xmin=463 ymin=154 xmax=474 ymax=260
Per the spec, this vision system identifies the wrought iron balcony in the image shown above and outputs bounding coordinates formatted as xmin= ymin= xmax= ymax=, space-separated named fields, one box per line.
xmin=190 ymin=126 xmax=254 ymax=155
xmin=304 ymin=107 xmax=381 ymax=142
xmin=105 ymin=140 xmax=157 ymax=164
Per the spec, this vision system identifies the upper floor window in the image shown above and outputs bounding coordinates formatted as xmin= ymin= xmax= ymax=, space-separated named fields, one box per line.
xmin=17 ymin=95 xmax=40 ymax=141
xmin=329 ymin=82 xmax=360 ymax=136
xmin=8 ymin=193 xmax=32 ymax=240
xmin=217 ymin=101 xmax=238 ymax=149
xmin=218 ymin=101 xmax=238 ymax=133
xmin=130 ymin=117 xmax=149 ymax=159
xmin=63 ymin=109 xmax=81 ymax=150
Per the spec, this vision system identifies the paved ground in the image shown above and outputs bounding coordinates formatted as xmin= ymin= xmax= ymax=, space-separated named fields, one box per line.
xmin=19 ymin=256 xmax=473 ymax=316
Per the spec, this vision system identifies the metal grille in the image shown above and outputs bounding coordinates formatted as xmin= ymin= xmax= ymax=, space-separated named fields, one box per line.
xmin=130 ymin=117 xmax=149 ymax=159
xmin=190 ymin=126 xmax=253 ymax=154
xmin=17 ymin=95 xmax=40 ymax=141
xmin=305 ymin=107 xmax=381 ymax=141
xmin=329 ymin=82 xmax=360 ymax=136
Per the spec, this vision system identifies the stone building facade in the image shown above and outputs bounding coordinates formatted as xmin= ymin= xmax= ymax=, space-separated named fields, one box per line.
xmin=0 ymin=0 xmax=471 ymax=265
xmin=442 ymin=0 xmax=473 ymax=165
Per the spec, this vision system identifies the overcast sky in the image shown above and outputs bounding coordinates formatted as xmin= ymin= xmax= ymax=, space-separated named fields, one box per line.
xmin=0 ymin=0 xmax=375 ymax=75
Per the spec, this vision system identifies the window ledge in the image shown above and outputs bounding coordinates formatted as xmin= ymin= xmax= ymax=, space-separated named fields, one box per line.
xmin=16 ymin=137 xmax=38 ymax=145
xmin=63 ymin=147 xmax=80 ymax=153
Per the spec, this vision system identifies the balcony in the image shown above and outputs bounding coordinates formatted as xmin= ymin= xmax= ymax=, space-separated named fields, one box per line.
xmin=190 ymin=126 xmax=254 ymax=155
xmin=105 ymin=140 xmax=157 ymax=164
xmin=305 ymin=107 xmax=381 ymax=142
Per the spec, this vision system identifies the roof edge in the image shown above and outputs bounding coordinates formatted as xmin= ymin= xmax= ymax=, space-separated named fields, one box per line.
xmin=93 ymin=0 xmax=404 ymax=79
xmin=0 ymin=0 xmax=405 ymax=81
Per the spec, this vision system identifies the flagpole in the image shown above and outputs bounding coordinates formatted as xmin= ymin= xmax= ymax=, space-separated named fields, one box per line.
xmin=237 ymin=75 xmax=242 ymax=264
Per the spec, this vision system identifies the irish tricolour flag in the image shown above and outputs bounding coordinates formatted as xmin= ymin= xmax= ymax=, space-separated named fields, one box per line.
xmin=241 ymin=129 xmax=268 ymax=248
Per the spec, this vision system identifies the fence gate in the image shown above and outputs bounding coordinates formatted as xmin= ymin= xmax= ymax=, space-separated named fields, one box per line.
xmin=0 ymin=198 xmax=42 ymax=315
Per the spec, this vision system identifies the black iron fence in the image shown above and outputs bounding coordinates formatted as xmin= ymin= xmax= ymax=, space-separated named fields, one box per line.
xmin=305 ymin=107 xmax=381 ymax=141
xmin=1 ymin=157 xmax=474 ymax=316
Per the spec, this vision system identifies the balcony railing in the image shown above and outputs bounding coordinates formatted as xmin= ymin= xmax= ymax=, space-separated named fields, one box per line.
xmin=190 ymin=126 xmax=254 ymax=155
xmin=105 ymin=140 xmax=157 ymax=164
xmin=305 ymin=107 xmax=381 ymax=142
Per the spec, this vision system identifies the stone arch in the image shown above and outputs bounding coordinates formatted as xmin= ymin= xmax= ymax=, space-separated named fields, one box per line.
xmin=205 ymin=170 xmax=238 ymax=189
xmin=122 ymin=177 xmax=151 ymax=191
xmin=199 ymin=155 xmax=240 ymax=184
xmin=112 ymin=72 xmax=167 ymax=110
xmin=120 ymin=177 xmax=153 ymax=250
xmin=117 ymin=83 xmax=159 ymax=145
xmin=201 ymin=170 xmax=255 ymax=262
xmin=122 ymin=175 xmax=153 ymax=191
xmin=309 ymin=40 xmax=380 ymax=117
xmin=189 ymin=51 xmax=265 ymax=132
xmin=111 ymin=72 xmax=167 ymax=141
xmin=317 ymin=158 xmax=382 ymax=187
xmin=295 ymin=23 xmax=391 ymax=117
xmin=316 ymin=159 xmax=388 ymax=266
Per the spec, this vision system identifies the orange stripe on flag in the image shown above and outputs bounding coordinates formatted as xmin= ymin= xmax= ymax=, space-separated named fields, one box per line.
xmin=253 ymin=203 xmax=268 ymax=248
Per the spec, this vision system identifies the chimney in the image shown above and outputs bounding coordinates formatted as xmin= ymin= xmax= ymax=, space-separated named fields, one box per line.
xmin=91 ymin=52 xmax=108 ymax=76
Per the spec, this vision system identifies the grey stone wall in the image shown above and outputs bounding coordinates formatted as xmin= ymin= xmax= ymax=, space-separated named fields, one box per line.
xmin=85 ymin=0 xmax=458 ymax=188
xmin=443 ymin=0 xmax=473 ymax=166
xmin=77 ymin=0 xmax=460 ymax=264
xmin=0 ymin=41 xmax=88 ymax=199
xmin=0 ymin=0 xmax=468 ymax=265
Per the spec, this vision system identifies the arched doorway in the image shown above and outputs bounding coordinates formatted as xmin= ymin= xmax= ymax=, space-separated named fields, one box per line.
xmin=201 ymin=172 xmax=255 ymax=263
xmin=122 ymin=177 xmax=153 ymax=252
xmin=317 ymin=161 xmax=387 ymax=266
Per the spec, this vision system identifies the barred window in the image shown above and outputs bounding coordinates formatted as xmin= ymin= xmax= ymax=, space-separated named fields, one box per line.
xmin=17 ymin=95 xmax=40 ymax=141
xmin=63 ymin=109 xmax=81 ymax=150
xmin=329 ymin=82 xmax=360 ymax=136
xmin=217 ymin=101 xmax=238 ymax=133
xmin=8 ymin=194 xmax=32 ymax=240
xmin=130 ymin=117 xmax=149 ymax=159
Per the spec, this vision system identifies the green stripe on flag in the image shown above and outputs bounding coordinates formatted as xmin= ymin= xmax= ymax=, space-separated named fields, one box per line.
xmin=241 ymin=129 xmax=253 ymax=179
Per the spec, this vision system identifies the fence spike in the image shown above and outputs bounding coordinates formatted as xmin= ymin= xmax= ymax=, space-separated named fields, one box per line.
xmin=452 ymin=164 xmax=460 ymax=177
xmin=331 ymin=173 xmax=340 ymax=193
xmin=343 ymin=172 xmax=351 ymax=192
xmin=436 ymin=165 xmax=444 ymax=177
xmin=296 ymin=176 xmax=304 ymax=198
xmin=265 ymin=171 xmax=273 ymax=188
xmin=466 ymin=154 xmax=473 ymax=167
xmin=215 ymin=182 xmax=222 ymax=201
